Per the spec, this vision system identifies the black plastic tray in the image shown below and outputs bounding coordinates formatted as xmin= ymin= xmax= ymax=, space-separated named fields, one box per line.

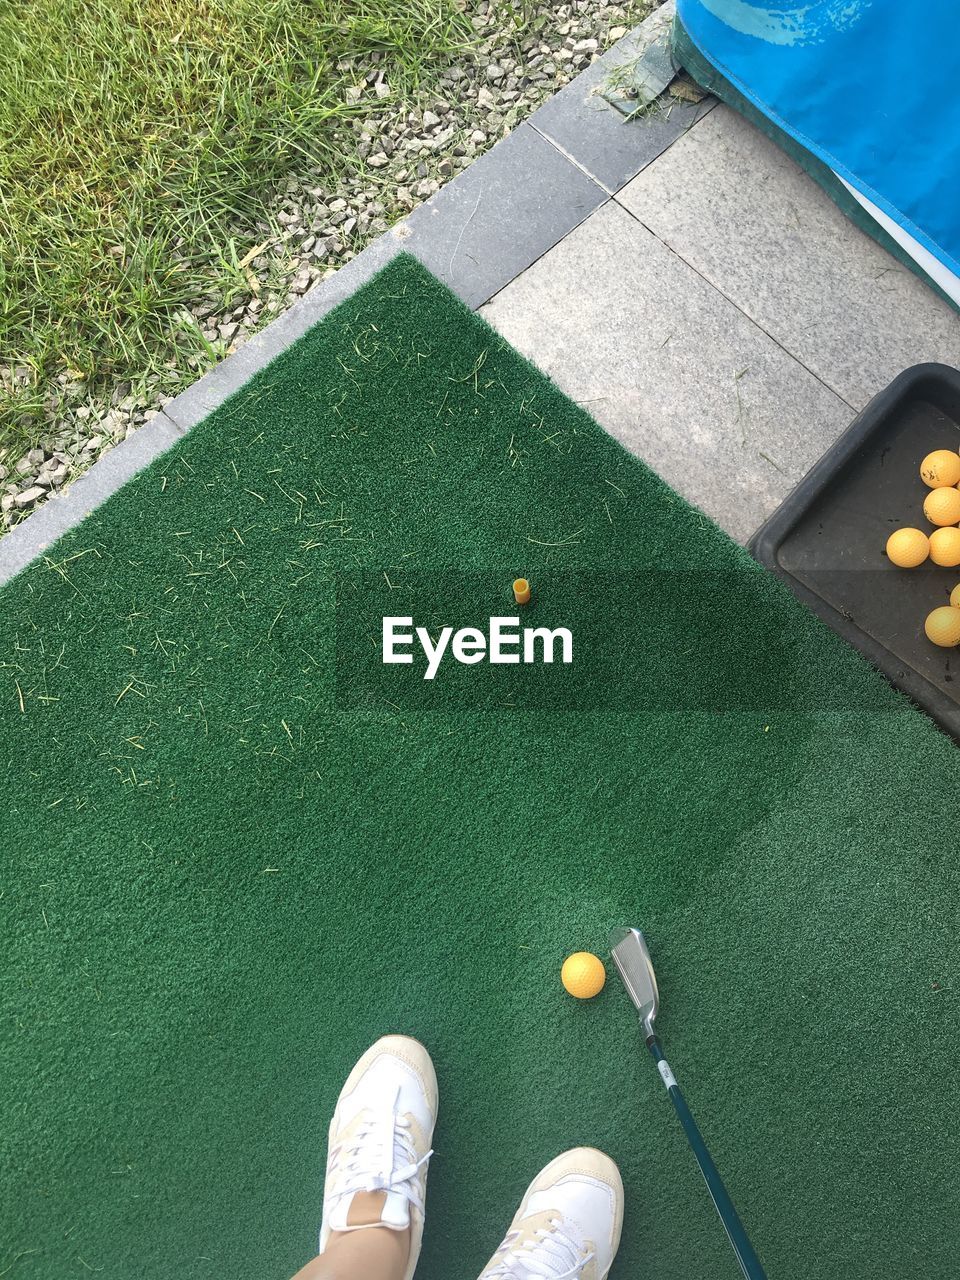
xmin=750 ymin=363 xmax=960 ymax=739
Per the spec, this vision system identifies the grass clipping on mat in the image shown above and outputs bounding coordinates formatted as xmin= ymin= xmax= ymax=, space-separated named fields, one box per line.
xmin=2 ymin=255 xmax=959 ymax=1280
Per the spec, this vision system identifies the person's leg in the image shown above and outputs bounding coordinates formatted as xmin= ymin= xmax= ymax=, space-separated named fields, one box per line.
xmin=287 ymin=1036 xmax=437 ymax=1280
xmin=289 ymin=1222 xmax=409 ymax=1280
xmin=474 ymin=1148 xmax=624 ymax=1280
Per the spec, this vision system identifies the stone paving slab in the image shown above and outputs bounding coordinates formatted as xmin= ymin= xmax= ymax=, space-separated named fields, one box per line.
xmin=527 ymin=0 xmax=714 ymax=193
xmin=481 ymin=199 xmax=851 ymax=543
xmin=0 ymin=413 xmax=184 ymax=585
xmin=618 ymin=104 xmax=960 ymax=412
xmin=398 ymin=120 xmax=607 ymax=305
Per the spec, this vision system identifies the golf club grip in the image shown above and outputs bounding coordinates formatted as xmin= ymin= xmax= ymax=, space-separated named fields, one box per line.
xmin=647 ymin=1039 xmax=767 ymax=1280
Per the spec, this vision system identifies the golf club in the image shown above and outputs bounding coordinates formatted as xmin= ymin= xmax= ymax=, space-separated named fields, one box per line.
xmin=609 ymin=926 xmax=767 ymax=1280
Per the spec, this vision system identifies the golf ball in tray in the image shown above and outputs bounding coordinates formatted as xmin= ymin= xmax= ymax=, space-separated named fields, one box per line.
xmin=921 ymin=449 xmax=960 ymax=488
xmin=886 ymin=528 xmax=929 ymax=568
xmin=884 ymin=448 xmax=960 ymax=648
xmin=924 ymin=487 xmax=960 ymax=526
xmin=925 ymin=607 xmax=960 ymax=648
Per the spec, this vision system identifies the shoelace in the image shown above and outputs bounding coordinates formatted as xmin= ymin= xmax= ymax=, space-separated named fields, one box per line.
xmin=486 ymin=1218 xmax=595 ymax=1280
xmin=329 ymin=1086 xmax=432 ymax=1214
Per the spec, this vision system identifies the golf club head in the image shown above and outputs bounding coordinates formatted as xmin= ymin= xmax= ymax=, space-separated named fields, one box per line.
xmin=610 ymin=926 xmax=659 ymax=1038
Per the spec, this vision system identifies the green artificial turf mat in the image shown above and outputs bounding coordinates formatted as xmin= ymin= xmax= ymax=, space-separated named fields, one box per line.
xmin=3 ymin=254 xmax=960 ymax=1280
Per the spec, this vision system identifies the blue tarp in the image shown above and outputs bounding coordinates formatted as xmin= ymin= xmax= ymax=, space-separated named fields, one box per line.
xmin=675 ymin=0 xmax=960 ymax=280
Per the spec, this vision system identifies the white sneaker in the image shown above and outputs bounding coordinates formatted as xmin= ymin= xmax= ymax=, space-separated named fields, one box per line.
xmin=320 ymin=1035 xmax=438 ymax=1280
xmin=477 ymin=1148 xmax=624 ymax=1280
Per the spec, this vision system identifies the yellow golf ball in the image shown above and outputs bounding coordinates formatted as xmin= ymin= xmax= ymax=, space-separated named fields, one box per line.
xmin=561 ymin=951 xmax=606 ymax=1000
xmin=930 ymin=527 xmax=960 ymax=567
xmin=923 ymin=486 xmax=960 ymax=526
xmin=920 ymin=449 xmax=960 ymax=488
xmin=885 ymin=527 xmax=929 ymax=568
xmin=925 ymin=606 xmax=960 ymax=648
xmin=950 ymin=584 xmax=960 ymax=609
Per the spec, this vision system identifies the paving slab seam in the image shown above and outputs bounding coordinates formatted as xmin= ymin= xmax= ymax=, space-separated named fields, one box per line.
xmin=527 ymin=99 xmax=719 ymax=197
xmin=616 ymin=103 xmax=960 ymax=413
xmin=479 ymin=199 xmax=853 ymax=542
xmin=612 ymin=193 xmax=860 ymax=416
xmin=526 ymin=121 xmax=617 ymax=193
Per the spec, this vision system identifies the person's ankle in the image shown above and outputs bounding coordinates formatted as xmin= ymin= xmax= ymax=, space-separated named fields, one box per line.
xmin=325 ymin=1223 xmax=411 ymax=1264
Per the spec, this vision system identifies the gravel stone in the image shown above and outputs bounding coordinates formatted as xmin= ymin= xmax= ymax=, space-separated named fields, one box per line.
xmin=14 ymin=486 xmax=45 ymax=510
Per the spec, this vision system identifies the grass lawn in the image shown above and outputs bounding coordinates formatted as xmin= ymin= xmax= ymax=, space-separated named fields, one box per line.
xmin=0 ymin=0 xmax=474 ymax=451
xmin=3 ymin=255 xmax=960 ymax=1279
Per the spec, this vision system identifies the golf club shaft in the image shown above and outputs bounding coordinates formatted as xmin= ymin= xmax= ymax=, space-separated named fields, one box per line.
xmin=647 ymin=1036 xmax=767 ymax=1280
